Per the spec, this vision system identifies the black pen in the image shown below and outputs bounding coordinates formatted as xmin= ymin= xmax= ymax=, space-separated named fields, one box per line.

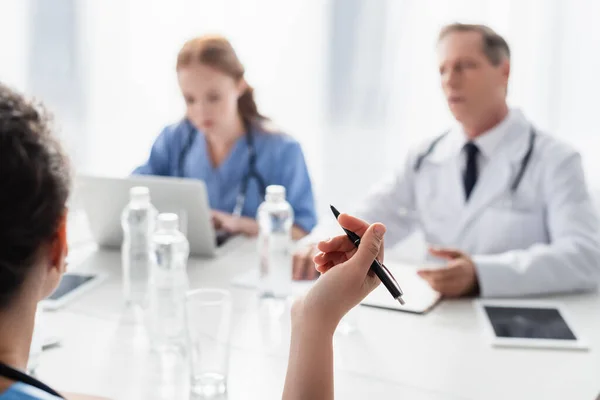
xmin=330 ymin=205 xmax=405 ymax=305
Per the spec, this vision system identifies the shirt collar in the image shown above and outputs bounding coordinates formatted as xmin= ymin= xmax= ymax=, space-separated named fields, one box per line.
xmin=457 ymin=108 xmax=516 ymax=160
xmin=426 ymin=108 xmax=531 ymax=164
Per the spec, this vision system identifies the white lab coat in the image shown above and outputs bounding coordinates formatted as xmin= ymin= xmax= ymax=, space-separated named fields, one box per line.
xmin=352 ymin=109 xmax=600 ymax=297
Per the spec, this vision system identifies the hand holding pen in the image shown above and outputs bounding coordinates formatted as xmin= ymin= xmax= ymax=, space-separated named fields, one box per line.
xmin=327 ymin=206 xmax=405 ymax=305
xmin=300 ymin=213 xmax=388 ymax=333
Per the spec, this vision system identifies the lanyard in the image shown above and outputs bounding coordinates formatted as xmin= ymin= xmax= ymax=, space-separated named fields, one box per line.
xmin=0 ymin=362 xmax=63 ymax=398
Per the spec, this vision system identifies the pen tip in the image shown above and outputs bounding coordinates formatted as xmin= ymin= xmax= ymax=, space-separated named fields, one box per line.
xmin=397 ymin=297 xmax=405 ymax=306
xmin=330 ymin=205 xmax=340 ymax=219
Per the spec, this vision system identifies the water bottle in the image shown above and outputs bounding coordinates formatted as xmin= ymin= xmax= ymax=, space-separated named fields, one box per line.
xmin=147 ymin=213 xmax=190 ymax=352
xmin=121 ymin=186 xmax=157 ymax=309
xmin=257 ymin=185 xmax=294 ymax=299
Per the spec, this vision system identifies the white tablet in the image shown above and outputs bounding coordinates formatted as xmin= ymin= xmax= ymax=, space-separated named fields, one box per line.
xmin=41 ymin=272 xmax=105 ymax=310
xmin=476 ymin=300 xmax=589 ymax=351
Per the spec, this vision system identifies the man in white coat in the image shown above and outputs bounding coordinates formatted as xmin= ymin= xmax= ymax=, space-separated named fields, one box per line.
xmin=294 ymin=23 xmax=600 ymax=298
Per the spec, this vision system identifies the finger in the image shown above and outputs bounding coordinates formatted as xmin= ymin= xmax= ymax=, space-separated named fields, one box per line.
xmin=313 ymin=251 xmax=349 ymax=267
xmin=337 ymin=213 xmax=371 ymax=237
xmin=429 ymin=280 xmax=463 ymax=297
xmin=316 ymin=261 xmax=334 ymax=274
xmin=428 ymin=246 xmax=464 ymax=260
xmin=317 ymin=235 xmax=356 ymax=253
xmin=212 ymin=210 xmax=225 ymax=219
xmin=352 ymin=223 xmax=386 ymax=274
xmin=418 ymin=265 xmax=462 ymax=284
xmin=222 ymin=221 xmax=238 ymax=234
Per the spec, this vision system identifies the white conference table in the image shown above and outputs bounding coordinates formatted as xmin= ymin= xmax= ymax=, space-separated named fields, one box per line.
xmin=36 ymin=235 xmax=600 ymax=400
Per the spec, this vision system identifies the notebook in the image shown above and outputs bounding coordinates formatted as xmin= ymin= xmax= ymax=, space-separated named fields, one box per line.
xmin=361 ymin=261 xmax=442 ymax=314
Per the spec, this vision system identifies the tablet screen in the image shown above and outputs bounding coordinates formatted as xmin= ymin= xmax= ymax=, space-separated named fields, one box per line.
xmin=47 ymin=273 xmax=96 ymax=301
xmin=483 ymin=306 xmax=577 ymax=340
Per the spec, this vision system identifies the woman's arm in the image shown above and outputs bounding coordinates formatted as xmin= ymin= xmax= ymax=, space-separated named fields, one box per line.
xmin=133 ymin=126 xmax=176 ymax=176
xmin=283 ymin=301 xmax=335 ymax=400
xmin=283 ymin=215 xmax=386 ymax=400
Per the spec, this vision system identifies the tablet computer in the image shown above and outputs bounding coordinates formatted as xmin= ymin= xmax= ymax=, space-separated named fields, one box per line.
xmin=476 ymin=300 xmax=589 ymax=350
xmin=41 ymin=272 xmax=105 ymax=310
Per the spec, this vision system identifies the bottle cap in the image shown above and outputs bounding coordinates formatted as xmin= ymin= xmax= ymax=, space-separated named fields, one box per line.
xmin=157 ymin=213 xmax=179 ymax=231
xmin=129 ymin=186 xmax=150 ymax=203
xmin=265 ymin=185 xmax=286 ymax=202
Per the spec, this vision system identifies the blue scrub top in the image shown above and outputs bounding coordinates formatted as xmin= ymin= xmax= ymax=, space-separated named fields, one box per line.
xmin=134 ymin=120 xmax=317 ymax=233
xmin=0 ymin=382 xmax=62 ymax=399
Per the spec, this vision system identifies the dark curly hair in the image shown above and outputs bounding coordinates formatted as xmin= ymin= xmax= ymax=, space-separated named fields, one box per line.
xmin=0 ymin=83 xmax=71 ymax=309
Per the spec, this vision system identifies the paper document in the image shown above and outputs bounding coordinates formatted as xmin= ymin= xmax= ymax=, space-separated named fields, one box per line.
xmin=361 ymin=261 xmax=441 ymax=314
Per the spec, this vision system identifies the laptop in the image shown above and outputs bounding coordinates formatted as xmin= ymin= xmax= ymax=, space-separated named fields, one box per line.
xmin=75 ymin=174 xmax=219 ymax=257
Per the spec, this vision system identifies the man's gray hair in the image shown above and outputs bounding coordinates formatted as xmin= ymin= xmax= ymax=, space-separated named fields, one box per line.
xmin=439 ymin=23 xmax=510 ymax=65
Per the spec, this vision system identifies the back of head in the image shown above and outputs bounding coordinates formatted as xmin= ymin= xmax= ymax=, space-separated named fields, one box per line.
xmin=0 ymin=83 xmax=71 ymax=309
xmin=176 ymin=35 xmax=266 ymax=125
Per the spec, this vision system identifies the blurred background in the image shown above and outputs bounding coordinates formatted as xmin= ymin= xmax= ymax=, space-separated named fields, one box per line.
xmin=1 ymin=0 xmax=599 ymax=217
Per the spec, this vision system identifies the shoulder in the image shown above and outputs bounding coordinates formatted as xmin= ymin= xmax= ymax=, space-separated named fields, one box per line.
xmin=406 ymin=130 xmax=453 ymax=170
xmin=157 ymin=119 xmax=191 ymax=141
xmin=1 ymin=382 xmax=62 ymax=399
xmin=253 ymin=122 xmax=303 ymax=153
xmin=533 ymin=130 xmax=580 ymax=166
xmin=412 ymin=131 xmax=451 ymax=155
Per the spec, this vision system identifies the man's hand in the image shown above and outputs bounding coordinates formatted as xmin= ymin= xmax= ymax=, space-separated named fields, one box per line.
xmin=417 ymin=247 xmax=479 ymax=297
xmin=292 ymin=244 xmax=320 ymax=280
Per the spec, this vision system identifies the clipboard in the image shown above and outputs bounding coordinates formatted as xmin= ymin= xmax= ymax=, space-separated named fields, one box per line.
xmin=361 ymin=261 xmax=442 ymax=314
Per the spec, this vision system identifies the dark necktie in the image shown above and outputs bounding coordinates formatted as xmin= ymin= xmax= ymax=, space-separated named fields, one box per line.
xmin=463 ymin=142 xmax=479 ymax=201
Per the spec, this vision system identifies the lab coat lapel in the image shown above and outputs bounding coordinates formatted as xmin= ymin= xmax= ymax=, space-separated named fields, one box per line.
xmin=454 ymin=156 xmax=512 ymax=238
xmin=424 ymin=131 xmax=467 ymax=244
xmin=453 ymin=125 xmax=530 ymax=239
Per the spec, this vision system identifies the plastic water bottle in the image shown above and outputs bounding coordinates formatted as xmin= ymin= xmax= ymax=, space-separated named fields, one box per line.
xmin=147 ymin=213 xmax=190 ymax=352
xmin=257 ymin=185 xmax=294 ymax=299
xmin=121 ymin=186 xmax=157 ymax=310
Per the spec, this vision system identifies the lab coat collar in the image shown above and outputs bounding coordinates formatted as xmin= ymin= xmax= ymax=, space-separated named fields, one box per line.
xmin=427 ymin=108 xmax=532 ymax=164
xmin=454 ymin=109 xmax=534 ymax=239
xmin=419 ymin=108 xmax=535 ymax=242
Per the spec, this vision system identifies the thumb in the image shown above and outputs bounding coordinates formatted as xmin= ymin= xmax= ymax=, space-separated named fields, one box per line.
xmin=352 ymin=223 xmax=386 ymax=272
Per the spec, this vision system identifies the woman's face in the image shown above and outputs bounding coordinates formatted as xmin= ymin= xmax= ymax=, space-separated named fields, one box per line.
xmin=178 ymin=64 xmax=245 ymax=135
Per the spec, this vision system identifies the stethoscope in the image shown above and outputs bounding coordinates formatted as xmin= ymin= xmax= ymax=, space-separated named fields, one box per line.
xmin=177 ymin=119 xmax=267 ymax=217
xmin=0 ymin=361 xmax=64 ymax=398
xmin=414 ymin=126 xmax=536 ymax=193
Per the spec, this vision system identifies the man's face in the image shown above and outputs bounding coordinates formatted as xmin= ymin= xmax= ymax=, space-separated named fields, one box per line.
xmin=438 ymin=31 xmax=509 ymax=125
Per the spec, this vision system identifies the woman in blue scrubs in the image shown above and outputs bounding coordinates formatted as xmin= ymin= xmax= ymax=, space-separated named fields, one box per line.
xmin=134 ymin=35 xmax=317 ymax=239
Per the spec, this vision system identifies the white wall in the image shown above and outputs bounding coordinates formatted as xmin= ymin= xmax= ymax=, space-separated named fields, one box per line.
xmin=0 ymin=1 xmax=29 ymax=91
xmin=5 ymin=0 xmax=600 ymax=219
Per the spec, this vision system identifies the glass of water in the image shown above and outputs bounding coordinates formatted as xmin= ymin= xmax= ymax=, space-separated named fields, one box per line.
xmin=185 ymin=288 xmax=232 ymax=398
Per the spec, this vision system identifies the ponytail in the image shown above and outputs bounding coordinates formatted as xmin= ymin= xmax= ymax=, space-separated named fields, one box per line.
xmin=238 ymin=86 xmax=265 ymax=124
